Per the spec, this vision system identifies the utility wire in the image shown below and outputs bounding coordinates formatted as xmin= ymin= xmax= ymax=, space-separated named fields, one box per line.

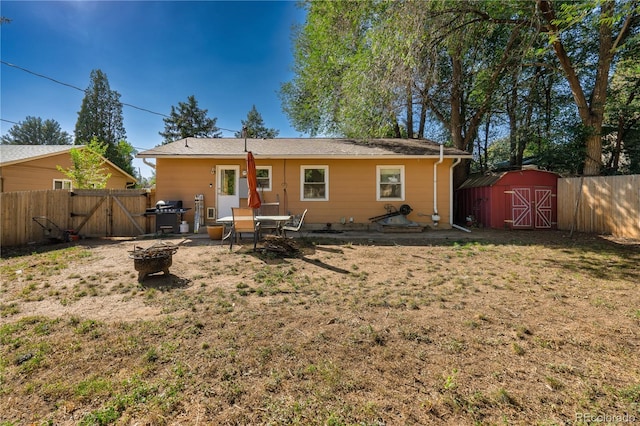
xmin=1 ymin=60 xmax=85 ymax=92
xmin=2 ymin=60 xmax=170 ymax=117
xmin=1 ymin=60 xmax=242 ymax=134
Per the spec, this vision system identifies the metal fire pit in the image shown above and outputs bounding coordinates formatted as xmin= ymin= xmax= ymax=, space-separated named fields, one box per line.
xmin=129 ymin=242 xmax=179 ymax=281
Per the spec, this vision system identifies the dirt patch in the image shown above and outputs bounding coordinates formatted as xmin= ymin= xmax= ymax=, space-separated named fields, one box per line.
xmin=1 ymin=230 xmax=639 ymax=425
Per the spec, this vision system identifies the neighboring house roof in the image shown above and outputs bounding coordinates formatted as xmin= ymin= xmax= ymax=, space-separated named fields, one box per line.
xmin=0 ymin=144 xmax=78 ymax=166
xmin=0 ymin=144 xmax=137 ymax=182
xmin=137 ymin=138 xmax=473 ymax=159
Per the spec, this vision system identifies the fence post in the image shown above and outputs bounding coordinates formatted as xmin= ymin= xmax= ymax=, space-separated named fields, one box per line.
xmin=569 ymin=176 xmax=584 ymax=238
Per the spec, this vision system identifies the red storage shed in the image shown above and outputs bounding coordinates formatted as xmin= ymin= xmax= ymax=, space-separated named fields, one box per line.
xmin=455 ymin=169 xmax=559 ymax=229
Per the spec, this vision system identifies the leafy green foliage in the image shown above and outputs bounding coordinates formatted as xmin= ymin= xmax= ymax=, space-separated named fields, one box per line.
xmin=603 ymin=56 xmax=640 ymax=174
xmin=282 ymin=0 xmax=639 ymax=176
xmin=56 ymin=138 xmax=112 ymax=188
xmin=0 ymin=116 xmax=72 ymax=145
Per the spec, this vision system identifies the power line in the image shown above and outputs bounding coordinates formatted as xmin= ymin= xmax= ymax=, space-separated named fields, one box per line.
xmin=1 ymin=60 xmax=171 ymax=118
xmin=1 ymin=60 xmax=242 ymax=134
xmin=1 ymin=60 xmax=86 ymax=92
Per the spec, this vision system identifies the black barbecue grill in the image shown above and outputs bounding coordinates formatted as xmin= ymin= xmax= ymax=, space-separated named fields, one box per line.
xmin=145 ymin=200 xmax=191 ymax=233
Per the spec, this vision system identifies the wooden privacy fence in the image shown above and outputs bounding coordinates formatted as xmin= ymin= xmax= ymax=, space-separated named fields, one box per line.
xmin=1 ymin=189 xmax=156 ymax=248
xmin=558 ymin=175 xmax=640 ymax=239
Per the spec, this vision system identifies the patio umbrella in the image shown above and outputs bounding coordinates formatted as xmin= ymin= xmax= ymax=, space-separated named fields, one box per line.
xmin=246 ymin=151 xmax=262 ymax=209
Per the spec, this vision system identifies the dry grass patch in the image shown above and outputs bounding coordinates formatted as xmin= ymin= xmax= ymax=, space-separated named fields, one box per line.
xmin=0 ymin=230 xmax=639 ymax=425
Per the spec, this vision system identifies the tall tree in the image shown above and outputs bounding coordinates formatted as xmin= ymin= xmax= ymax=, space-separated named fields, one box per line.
xmin=280 ymin=1 xmax=392 ymax=137
xmin=234 ymin=105 xmax=279 ymax=139
xmin=536 ymin=0 xmax=639 ymax=175
xmin=1 ymin=116 xmax=72 ymax=145
xmin=75 ymin=69 xmax=134 ymax=175
xmin=281 ymin=1 xmax=535 ymax=185
xmin=159 ymin=95 xmax=221 ymax=144
xmin=56 ymin=138 xmax=112 ymax=189
xmin=603 ymin=55 xmax=640 ymax=173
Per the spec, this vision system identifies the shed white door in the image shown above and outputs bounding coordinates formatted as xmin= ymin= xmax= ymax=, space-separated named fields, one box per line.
xmin=511 ymin=188 xmax=532 ymax=228
xmin=511 ymin=187 xmax=553 ymax=229
xmin=216 ymin=166 xmax=239 ymax=219
xmin=534 ymin=188 xmax=553 ymax=228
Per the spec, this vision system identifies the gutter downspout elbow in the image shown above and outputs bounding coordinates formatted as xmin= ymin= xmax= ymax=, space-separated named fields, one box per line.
xmin=142 ymin=158 xmax=156 ymax=170
xmin=449 ymin=156 xmax=462 ymax=226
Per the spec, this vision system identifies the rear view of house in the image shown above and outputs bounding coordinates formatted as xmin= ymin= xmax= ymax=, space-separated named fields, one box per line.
xmin=137 ymin=138 xmax=472 ymax=231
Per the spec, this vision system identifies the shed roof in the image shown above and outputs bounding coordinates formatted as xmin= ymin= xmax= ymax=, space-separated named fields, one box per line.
xmin=458 ymin=169 xmax=559 ymax=189
xmin=0 ymin=144 xmax=137 ymax=182
xmin=137 ymin=138 xmax=472 ymax=159
xmin=457 ymin=173 xmax=505 ymax=189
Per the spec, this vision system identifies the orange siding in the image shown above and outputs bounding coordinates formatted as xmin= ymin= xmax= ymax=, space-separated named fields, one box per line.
xmin=1 ymin=152 xmax=132 ymax=192
xmin=156 ymin=157 xmax=457 ymax=228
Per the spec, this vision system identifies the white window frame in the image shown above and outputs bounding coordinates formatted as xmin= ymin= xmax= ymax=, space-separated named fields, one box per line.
xmin=53 ymin=179 xmax=72 ymax=190
xmin=376 ymin=165 xmax=405 ymax=201
xmin=300 ymin=165 xmax=329 ymax=201
xmin=206 ymin=207 xmax=216 ymax=220
xmin=256 ymin=166 xmax=272 ymax=191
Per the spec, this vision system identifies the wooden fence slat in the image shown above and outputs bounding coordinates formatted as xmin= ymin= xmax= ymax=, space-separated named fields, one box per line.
xmin=558 ymin=175 xmax=639 ymax=239
xmin=112 ymin=195 xmax=145 ymax=234
xmin=1 ymin=189 xmax=154 ymax=248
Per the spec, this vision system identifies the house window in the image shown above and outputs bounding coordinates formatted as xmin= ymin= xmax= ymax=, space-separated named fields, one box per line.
xmin=256 ymin=166 xmax=272 ymax=191
xmin=53 ymin=179 xmax=72 ymax=190
xmin=377 ymin=166 xmax=404 ymax=201
xmin=301 ymin=166 xmax=328 ymax=201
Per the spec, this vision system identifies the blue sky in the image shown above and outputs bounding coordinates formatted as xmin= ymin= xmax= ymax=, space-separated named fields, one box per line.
xmin=1 ymin=1 xmax=307 ymax=178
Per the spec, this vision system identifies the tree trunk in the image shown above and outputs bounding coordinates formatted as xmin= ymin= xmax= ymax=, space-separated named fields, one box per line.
xmin=418 ymin=89 xmax=427 ymax=139
xmin=406 ymin=84 xmax=414 ymax=139
xmin=507 ymin=73 xmax=518 ymax=167
xmin=450 ymin=54 xmax=465 ymax=151
xmin=392 ymin=117 xmax=402 ymax=138
xmin=537 ymin=0 xmax=626 ymax=176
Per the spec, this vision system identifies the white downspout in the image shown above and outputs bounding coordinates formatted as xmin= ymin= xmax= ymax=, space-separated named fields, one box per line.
xmin=432 ymin=144 xmax=444 ymax=226
xmin=449 ymin=156 xmax=462 ymax=226
xmin=142 ymin=158 xmax=156 ymax=170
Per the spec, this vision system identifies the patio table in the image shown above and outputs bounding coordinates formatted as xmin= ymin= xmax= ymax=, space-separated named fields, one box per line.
xmin=216 ymin=214 xmax=292 ymax=237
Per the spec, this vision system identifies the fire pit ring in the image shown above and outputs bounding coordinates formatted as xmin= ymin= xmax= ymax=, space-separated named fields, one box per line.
xmin=129 ymin=242 xmax=179 ymax=281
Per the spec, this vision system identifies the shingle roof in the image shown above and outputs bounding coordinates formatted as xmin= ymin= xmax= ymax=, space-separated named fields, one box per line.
xmin=137 ymin=138 xmax=472 ymax=159
xmin=0 ymin=144 xmax=77 ymax=166
xmin=0 ymin=144 xmax=137 ymax=181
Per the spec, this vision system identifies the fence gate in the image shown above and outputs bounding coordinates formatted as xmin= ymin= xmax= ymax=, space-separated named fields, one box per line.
xmin=71 ymin=189 xmax=151 ymax=237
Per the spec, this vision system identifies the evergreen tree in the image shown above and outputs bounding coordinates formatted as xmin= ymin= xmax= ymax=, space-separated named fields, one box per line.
xmin=159 ymin=95 xmax=221 ymax=143
xmin=1 ymin=116 xmax=72 ymax=145
xmin=75 ymin=69 xmax=134 ymax=175
xmin=234 ymin=105 xmax=279 ymax=139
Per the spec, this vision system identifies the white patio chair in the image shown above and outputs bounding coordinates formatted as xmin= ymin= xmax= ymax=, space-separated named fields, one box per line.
xmin=282 ymin=209 xmax=308 ymax=238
